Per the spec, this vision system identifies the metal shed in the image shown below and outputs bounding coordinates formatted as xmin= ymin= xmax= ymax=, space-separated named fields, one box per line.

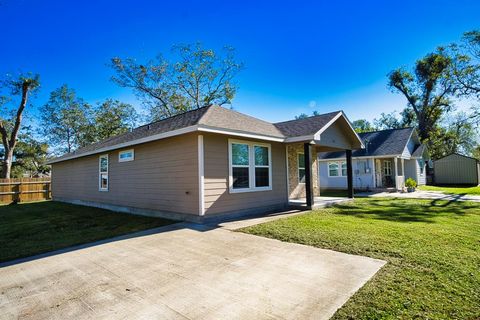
xmin=434 ymin=153 xmax=480 ymax=185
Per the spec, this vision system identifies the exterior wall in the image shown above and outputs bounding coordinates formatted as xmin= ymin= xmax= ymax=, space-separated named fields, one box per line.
xmin=202 ymin=133 xmax=288 ymax=215
xmin=434 ymin=154 xmax=479 ymax=185
xmin=287 ymin=143 xmax=320 ymax=199
xmin=52 ymin=133 xmax=200 ymax=217
xmin=404 ymin=159 xmax=426 ymax=186
xmin=318 ymin=158 xmax=374 ymax=190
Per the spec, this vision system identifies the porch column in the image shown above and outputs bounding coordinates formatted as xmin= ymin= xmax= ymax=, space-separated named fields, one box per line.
xmin=394 ymin=157 xmax=399 ymax=190
xmin=304 ymin=143 xmax=314 ymax=208
xmin=346 ymin=149 xmax=354 ymax=198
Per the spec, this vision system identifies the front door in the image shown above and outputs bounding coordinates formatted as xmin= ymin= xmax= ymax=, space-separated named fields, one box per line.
xmin=375 ymin=159 xmax=382 ymax=188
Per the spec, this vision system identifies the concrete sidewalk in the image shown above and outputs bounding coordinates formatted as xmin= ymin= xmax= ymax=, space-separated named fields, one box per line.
xmin=0 ymin=222 xmax=385 ymax=320
xmin=357 ymin=190 xmax=480 ymax=202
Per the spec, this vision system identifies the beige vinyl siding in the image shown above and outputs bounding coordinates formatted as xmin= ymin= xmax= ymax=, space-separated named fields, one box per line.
xmin=51 ymin=133 xmax=199 ymax=216
xmin=434 ymin=154 xmax=479 ymax=185
xmin=203 ymin=133 xmax=288 ymax=215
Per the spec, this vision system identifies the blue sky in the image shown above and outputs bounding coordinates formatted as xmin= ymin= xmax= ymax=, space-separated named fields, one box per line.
xmin=1 ymin=0 xmax=479 ymax=124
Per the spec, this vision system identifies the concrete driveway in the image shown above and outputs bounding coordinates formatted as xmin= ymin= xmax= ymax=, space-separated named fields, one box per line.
xmin=0 ymin=222 xmax=385 ymax=320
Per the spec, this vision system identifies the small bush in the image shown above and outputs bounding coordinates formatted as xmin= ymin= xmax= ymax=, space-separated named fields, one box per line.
xmin=405 ymin=178 xmax=417 ymax=189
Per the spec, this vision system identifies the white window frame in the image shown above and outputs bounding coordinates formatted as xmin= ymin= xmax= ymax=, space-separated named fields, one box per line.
xmin=298 ymin=153 xmax=305 ymax=184
xmin=119 ymin=149 xmax=134 ymax=162
xmin=328 ymin=161 xmax=348 ymax=177
xmin=99 ymin=154 xmax=109 ymax=191
xmin=328 ymin=162 xmax=340 ymax=177
xmin=418 ymin=159 xmax=425 ymax=175
xmin=228 ymin=139 xmax=272 ymax=193
xmin=384 ymin=160 xmax=392 ymax=176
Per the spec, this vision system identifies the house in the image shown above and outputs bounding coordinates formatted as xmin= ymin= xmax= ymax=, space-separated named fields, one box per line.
xmin=434 ymin=153 xmax=480 ymax=185
xmin=318 ymin=127 xmax=429 ymax=191
xmin=47 ymin=105 xmax=363 ymax=222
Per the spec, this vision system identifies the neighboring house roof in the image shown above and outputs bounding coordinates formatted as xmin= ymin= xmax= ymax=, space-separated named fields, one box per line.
xmin=48 ymin=105 xmax=361 ymax=164
xmin=319 ymin=127 xmax=416 ymax=159
xmin=412 ymin=144 xmax=427 ymax=158
xmin=435 ymin=153 xmax=480 ymax=163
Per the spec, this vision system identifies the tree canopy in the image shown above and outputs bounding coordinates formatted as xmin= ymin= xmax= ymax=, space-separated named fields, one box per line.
xmin=110 ymin=43 xmax=243 ymax=121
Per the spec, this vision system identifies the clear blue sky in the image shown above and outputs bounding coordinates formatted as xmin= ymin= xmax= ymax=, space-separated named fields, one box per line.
xmin=1 ymin=0 xmax=479 ymax=123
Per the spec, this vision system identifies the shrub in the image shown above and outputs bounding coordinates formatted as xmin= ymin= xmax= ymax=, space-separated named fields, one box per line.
xmin=405 ymin=178 xmax=417 ymax=189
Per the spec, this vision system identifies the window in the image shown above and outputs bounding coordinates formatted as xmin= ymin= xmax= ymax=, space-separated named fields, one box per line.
xmin=99 ymin=154 xmax=109 ymax=191
xmin=418 ymin=159 xmax=425 ymax=175
xmin=341 ymin=161 xmax=347 ymax=176
xmin=229 ymin=140 xmax=271 ymax=192
xmin=298 ymin=153 xmax=305 ymax=183
xmin=384 ymin=160 xmax=392 ymax=176
xmin=328 ymin=162 xmax=339 ymax=177
xmin=119 ymin=149 xmax=134 ymax=162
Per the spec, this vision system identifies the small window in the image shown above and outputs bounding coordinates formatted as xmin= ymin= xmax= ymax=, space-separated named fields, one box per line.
xmin=341 ymin=162 xmax=347 ymax=176
xmin=229 ymin=140 xmax=272 ymax=192
xmin=99 ymin=154 xmax=109 ymax=191
xmin=384 ymin=160 xmax=392 ymax=176
xmin=328 ymin=162 xmax=339 ymax=177
xmin=119 ymin=149 xmax=134 ymax=162
xmin=298 ymin=153 xmax=305 ymax=183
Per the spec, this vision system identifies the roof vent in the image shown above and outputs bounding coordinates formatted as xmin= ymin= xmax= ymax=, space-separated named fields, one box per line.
xmin=147 ymin=124 xmax=151 ymax=130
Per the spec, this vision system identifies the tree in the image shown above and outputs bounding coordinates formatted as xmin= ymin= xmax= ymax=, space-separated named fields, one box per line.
xmin=40 ymin=85 xmax=92 ymax=154
xmin=91 ymin=99 xmax=138 ymax=142
xmin=0 ymin=73 xmax=40 ymax=178
xmin=6 ymin=128 xmax=50 ymax=178
xmin=388 ymin=49 xmax=455 ymax=143
xmin=351 ymin=119 xmax=374 ymax=133
xmin=451 ymin=30 xmax=480 ymax=98
xmin=295 ymin=110 xmax=321 ymax=119
xmin=110 ymin=43 xmax=243 ymax=120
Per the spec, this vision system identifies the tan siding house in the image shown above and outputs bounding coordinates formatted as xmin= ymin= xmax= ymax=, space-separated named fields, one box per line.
xmin=434 ymin=154 xmax=480 ymax=185
xmin=48 ymin=105 xmax=363 ymax=222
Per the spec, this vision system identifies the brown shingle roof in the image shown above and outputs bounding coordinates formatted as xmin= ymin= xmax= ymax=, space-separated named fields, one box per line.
xmin=274 ymin=111 xmax=341 ymax=137
xmin=49 ymin=106 xmax=351 ymax=163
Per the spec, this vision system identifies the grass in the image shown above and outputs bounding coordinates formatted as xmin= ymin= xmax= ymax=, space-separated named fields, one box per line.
xmin=419 ymin=184 xmax=480 ymax=195
xmin=240 ymin=198 xmax=480 ymax=319
xmin=0 ymin=201 xmax=175 ymax=263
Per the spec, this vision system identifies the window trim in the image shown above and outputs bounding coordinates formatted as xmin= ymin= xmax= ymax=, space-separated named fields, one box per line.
xmin=384 ymin=160 xmax=392 ymax=176
xmin=298 ymin=153 xmax=305 ymax=184
xmin=228 ymin=139 xmax=272 ymax=193
xmin=99 ymin=154 xmax=109 ymax=191
xmin=118 ymin=149 xmax=134 ymax=162
xmin=328 ymin=161 xmax=347 ymax=177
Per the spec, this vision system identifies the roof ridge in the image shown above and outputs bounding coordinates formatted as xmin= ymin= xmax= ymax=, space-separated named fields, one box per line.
xmin=274 ymin=110 xmax=342 ymax=125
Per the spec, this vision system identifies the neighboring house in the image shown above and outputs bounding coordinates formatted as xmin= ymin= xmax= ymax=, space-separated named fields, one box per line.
xmin=318 ymin=127 xmax=429 ymax=191
xmin=434 ymin=153 xmax=480 ymax=185
xmin=47 ymin=105 xmax=363 ymax=222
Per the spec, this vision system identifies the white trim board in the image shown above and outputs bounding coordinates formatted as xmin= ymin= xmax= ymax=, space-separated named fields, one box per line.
xmin=198 ymin=135 xmax=205 ymax=216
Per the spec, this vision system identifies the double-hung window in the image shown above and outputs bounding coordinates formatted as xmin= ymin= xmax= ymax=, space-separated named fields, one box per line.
xmin=229 ymin=139 xmax=272 ymax=193
xmin=99 ymin=154 xmax=109 ymax=191
xmin=328 ymin=161 xmax=347 ymax=177
xmin=298 ymin=153 xmax=306 ymax=183
xmin=328 ymin=162 xmax=339 ymax=177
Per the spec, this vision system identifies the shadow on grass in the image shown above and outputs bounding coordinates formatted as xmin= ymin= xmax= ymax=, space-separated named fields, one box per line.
xmin=331 ymin=198 xmax=476 ymax=223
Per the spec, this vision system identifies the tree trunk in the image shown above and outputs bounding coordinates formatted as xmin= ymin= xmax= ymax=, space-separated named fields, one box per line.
xmin=1 ymin=151 xmax=13 ymax=179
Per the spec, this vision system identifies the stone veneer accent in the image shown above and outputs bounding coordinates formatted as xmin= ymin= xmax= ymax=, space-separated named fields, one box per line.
xmin=287 ymin=143 xmax=320 ymax=199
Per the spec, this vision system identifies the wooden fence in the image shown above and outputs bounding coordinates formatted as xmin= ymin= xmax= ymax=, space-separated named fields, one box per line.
xmin=0 ymin=178 xmax=51 ymax=203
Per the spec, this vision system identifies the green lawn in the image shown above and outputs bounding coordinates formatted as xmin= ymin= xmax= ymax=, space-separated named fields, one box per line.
xmin=0 ymin=201 xmax=175 ymax=263
xmin=240 ymin=198 xmax=480 ymax=319
xmin=419 ymin=184 xmax=480 ymax=195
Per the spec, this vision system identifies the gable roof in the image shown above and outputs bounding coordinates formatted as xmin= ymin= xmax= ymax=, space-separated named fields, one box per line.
xmin=48 ymin=105 xmax=361 ymax=164
xmin=274 ymin=111 xmax=340 ymax=137
xmin=318 ymin=127 xmax=416 ymax=159
xmin=412 ymin=144 xmax=427 ymax=158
